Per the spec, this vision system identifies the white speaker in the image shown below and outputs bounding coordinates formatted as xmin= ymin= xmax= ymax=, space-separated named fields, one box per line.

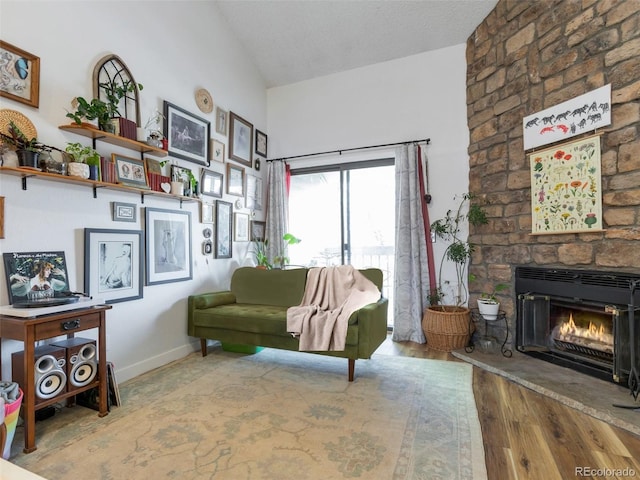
xmin=12 ymin=345 xmax=67 ymax=403
xmin=50 ymin=338 xmax=98 ymax=391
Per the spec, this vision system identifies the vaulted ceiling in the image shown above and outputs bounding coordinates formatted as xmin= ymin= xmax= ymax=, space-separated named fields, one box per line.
xmin=214 ymin=0 xmax=498 ymax=88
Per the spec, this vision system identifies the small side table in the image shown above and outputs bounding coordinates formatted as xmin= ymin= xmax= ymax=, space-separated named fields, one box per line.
xmin=466 ymin=308 xmax=512 ymax=357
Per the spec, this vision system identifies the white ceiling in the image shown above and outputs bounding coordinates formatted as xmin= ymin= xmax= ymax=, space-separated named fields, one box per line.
xmin=213 ymin=0 xmax=498 ymax=88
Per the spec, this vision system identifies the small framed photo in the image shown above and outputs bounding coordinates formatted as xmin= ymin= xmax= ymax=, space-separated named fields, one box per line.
xmin=226 ymin=163 xmax=245 ymax=197
xmin=112 ymin=202 xmax=137 ymax=223
xmin=255 ymin=129 xmax=267 ymax=157
xmin=215 ymin=106 xmax=228 ymax=135
xmin=210 ymin=139 xmax=225 ymax=163
xmin=245 ymin=174 xmax=263 ymax=211
xmin=250 ymin=220 xmax=266 ymax=241
xmin=201 ymin=202 xmax=214 ymax=223
xmin=113 ymin=154 xmax=149 ymax=189
xmin=228 ymin=111 xmax=253 ymax=167
xmin=201 ymin=169 xmax=223 ymax=198
xmin=215 ymin=200 xmax=233 ymax=259
xmin=234 ymin=213 xmax=250 ymax=242
xmin=164 ymin=100 xmax=211 ymax=166
xmin=0 ymin=41 xmax=40 ymax=108
xmin=145 ymin=207 xmax=193 ymax=285
xmin=145 ymin=157 xmax=162 ymax=175
xmin=84 ymin=228 xmax=144 ymax=304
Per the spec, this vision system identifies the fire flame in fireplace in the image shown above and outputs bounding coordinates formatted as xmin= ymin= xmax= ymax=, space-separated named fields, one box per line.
xmin=554 ymin=313 xmax=613 ymax=353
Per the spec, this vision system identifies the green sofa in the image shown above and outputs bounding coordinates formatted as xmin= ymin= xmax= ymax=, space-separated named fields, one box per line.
xmin=187 ymin=267 xmax=388 ymax=381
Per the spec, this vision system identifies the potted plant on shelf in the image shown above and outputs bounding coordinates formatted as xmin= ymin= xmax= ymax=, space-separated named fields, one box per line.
xmin=66 ymin=80 xmax=143 ymax=134
xmin=422 ymin=193 xmax=488 ymax=351
xmin=1 ymin=121 xmax=51 ymax=169
xmin=65 ymin=142 xmax=100 ymax=179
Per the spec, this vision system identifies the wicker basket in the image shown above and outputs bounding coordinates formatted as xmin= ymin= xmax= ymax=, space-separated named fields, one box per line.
xmin=422 ymin=306 xmax=472 ymax=352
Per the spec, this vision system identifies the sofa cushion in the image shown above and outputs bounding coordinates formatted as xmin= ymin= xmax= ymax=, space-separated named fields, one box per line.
xmin=231 ymin=267 xmax=308 ymax=307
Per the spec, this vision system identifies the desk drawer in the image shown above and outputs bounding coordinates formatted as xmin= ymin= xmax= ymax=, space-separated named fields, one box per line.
xmin=35 ymin=312 xmax=101 ymax=339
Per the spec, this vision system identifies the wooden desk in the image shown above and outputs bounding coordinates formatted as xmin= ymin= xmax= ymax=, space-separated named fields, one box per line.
xmin=0 ymin=305 xmax=111 ymax=453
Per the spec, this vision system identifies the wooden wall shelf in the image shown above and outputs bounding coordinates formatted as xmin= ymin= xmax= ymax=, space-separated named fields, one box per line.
xmin=0 ymin=166 xmax=199 ymax=205
xmin=59 ymin=124 xmax=168 ymax=157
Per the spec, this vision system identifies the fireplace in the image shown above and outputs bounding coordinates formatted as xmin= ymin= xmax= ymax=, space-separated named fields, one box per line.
xmin=515 ymin=266 xmax=640 ymax=389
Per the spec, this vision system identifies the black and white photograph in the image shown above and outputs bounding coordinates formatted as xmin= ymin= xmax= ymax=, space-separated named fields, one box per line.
xmin=255 ymin=129 xmax=267 ymax=157
xmin=228 ymin=111 xmax=253 ymax=167
xmin=145 ymin=207 xmax=193 ymax=285
xmin=164 ymin=100 xmax=211 ymax=166
xmin=215 ymin=106 xmax=228 ymax=135
xmin=84 ymin=229 xmax=143 ymax=304
xmin=245 ymin=173 xmax=263 ymax=210
xmin=226 ymin=163 xmax=245 ymax=197
xmin=234 ymin=213 xmax=250 ymax=242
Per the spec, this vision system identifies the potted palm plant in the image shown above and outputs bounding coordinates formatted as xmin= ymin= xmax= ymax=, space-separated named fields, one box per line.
xmin=422 ymin=193 xmax=488 ymax=351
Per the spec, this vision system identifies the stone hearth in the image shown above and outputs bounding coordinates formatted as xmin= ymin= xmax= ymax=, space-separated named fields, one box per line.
xmin=453 ymin=349 xmax=640 ymax=437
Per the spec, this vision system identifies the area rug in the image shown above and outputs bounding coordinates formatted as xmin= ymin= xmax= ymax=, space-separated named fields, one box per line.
xmin=11 ymin=349 xmax=487 ymax=480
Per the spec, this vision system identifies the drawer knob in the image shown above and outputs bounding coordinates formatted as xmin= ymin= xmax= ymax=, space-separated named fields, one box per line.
xmin=62 ymin=319 xmax=80 ymax=330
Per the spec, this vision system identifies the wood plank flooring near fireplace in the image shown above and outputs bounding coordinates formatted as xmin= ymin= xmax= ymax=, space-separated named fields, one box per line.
xmin=377 ymin=336 xmax=640 ymax=480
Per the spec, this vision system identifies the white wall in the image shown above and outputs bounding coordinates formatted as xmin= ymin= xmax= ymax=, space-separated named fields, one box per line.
xmin=0 ymin=1 xmax=268 ymax=382
xmin=267 ymin=44 xmax=471 ymax=303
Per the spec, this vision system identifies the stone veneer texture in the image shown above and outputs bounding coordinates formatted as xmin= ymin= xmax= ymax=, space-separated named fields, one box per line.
xmin=465 ymin=0 xmax=640 ymax=338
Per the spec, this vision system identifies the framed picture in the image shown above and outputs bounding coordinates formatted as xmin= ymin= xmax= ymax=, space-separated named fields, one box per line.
xmin=113 ymin=154 xmax=149 ymax=189
xmin=0 ymin=196 xmax=4 ymax=239
xmin=84 ymin=228 xmax=143 ymax=304
xmin=215 ymin=107 xmax=228 ymax=135
xmin=164 ymin=100 xmax=211 ymax=166
xmin=255 ymin=129 xmax=267 ymax=157
xmin=3 ymin=251 xmax=70 ymax=305
xmin=112 ymin=202 xmax=137 ymax=222
xmin=228 ymin=111 xmax=253 ymax=167
xmin=245 ymin=174 xmax=263 ymax=211
xmin=0 ymin=41 xmax=40 ymax=108
xmin=145 ymin=158 xmax=162 ymax=175
xmin=201 ymin=202 xmax=214 ymax=223
xmin=215 ymin=200 xmax=233 ymax=259
xmin=171 ymin=164 xmax=195 ymax=195
xmin=201 ymin=169 xmax=223 ymax=198
xmin=234 ymin=213 xmax=250 ymax=242
xmin=250 ymin=220 xmax=266 ymax=241
xmin=226 ymin=163 xmax=245 ymax=197
xmin=210 ymin=139 xmax=225 ymax=163
xmin=145 ymin=207 xmax=193 ymax=285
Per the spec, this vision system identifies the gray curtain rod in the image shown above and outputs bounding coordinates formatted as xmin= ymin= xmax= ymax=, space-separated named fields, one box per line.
xmin=266 ymin=138 xmax=431 ymax=162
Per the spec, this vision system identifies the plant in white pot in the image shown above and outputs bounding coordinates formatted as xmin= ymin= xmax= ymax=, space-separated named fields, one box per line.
xmin=476 ymin=282 xmax=508 ymax=321
xmin=65 ymin=142 xmax=100 ymax=179
xmin=422 ymin=193 xmax=489 ymax=351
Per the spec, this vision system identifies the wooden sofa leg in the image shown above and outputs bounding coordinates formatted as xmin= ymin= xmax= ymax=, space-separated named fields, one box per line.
xmin=200 ymin=338 xmax=208 ymax=357
xmin=348 ymin=359 xmax=355 ymax=382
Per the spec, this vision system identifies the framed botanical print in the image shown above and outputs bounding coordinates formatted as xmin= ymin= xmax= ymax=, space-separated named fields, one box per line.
xmin=84 ymin=228 xmax=143 ymax=304
xmin=234 ymin=213 xmax=250 ymax=242
xmin=215 ymin=200 xmax=233 ymax=259
xmin=210 ymin=139 xmax=225 ymax=163
xmin=228 ymin=111 xmax=253 ymax=167
xmin=145 ymin=207 xmax=193 ymax=285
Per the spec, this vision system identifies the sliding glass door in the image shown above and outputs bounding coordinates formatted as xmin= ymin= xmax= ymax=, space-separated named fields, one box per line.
xmin=289 ymin=160 xmax=395 ymax=323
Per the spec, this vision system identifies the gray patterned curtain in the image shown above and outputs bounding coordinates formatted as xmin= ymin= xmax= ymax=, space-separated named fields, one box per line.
xmin=391 ymin=144 xmax=430 ymax=343
xmin=265 ymin=160 xmax=288 ymax=264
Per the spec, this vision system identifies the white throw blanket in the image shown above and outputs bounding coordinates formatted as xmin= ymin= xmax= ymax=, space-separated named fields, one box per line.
xmin=286 ymin=266 xmax=381 ymax=351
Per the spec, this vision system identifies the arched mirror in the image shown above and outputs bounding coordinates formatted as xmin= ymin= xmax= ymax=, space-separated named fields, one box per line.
xmin=92 ymin=54 xmax=141 ymax=126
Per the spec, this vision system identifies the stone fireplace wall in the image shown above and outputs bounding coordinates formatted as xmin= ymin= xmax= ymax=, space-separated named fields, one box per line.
xmin=466 ymin=0 xmax=640 ymax=331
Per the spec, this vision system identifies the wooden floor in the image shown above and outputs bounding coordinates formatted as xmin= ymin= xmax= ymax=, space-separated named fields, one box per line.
xmin=377 ymin=336 xmax=640 ymax=480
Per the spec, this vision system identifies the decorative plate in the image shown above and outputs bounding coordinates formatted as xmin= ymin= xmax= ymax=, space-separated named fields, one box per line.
xmin=195 ymin=88 xmax=214 ymax=114
xmin=0 ymin=109 xmax=37 ymax=140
